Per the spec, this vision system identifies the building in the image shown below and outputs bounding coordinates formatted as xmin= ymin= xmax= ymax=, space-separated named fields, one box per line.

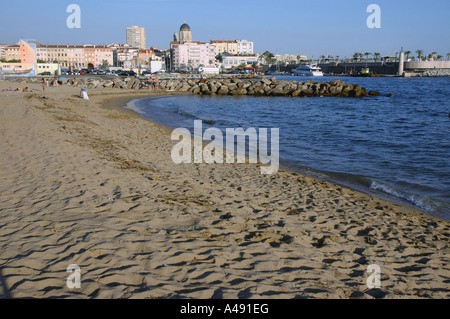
xmin=0 ymin=43 xmax=8 ymax=60
xmin=273 ymin=54 xmax=308 ymax=64
xmin=221 ymin=54 xmax=259 ymax=70
xmin=5 ymin=41 xmax=113 ymax=70
xmin=138 ymin=49 xmax=155 ymax=65
xmin=83 ymin=45 xmax=113 ymax=69
xmin=211 ymin=40 xmax=238 ymax=56
xmin=36 ymin=63 xmax=60 ymax=76
xmin=170 ymin=22 xmax=216 ymax=71
xmin=179 ymin=23 xmax=192 ymax=44
xmin=1 ymin=39 xmax=38 ymax=76
xmin=236 ymin=40 xmax=254 ymax=55
xmin=126 ymin=26 xmax=146 ymax=50
xmin=171 ymin=41 xmax=216 ymax=70
xmin=37 ymin=45 xmax=113 ymax=69
xmin=107 ymin=43 xmax=137 ymax=67
xmin=4 ymin=45 xmax=21 ymax=61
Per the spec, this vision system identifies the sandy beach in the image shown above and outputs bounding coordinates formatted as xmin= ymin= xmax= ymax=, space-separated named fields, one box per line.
xmin=0 ymin=80 xmax=448 ymax=299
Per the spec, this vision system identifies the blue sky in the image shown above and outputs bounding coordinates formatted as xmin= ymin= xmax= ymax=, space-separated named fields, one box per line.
xmin=1 ymin=0 xmax=449 ymax=58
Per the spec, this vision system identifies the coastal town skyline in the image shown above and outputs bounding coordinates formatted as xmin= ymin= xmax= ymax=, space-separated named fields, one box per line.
xmin=1 ymin=0 xmax=449 ymax=59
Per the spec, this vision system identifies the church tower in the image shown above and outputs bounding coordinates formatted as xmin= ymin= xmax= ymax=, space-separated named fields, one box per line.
xmin=179 ymin=22 xmax=192 ymax=44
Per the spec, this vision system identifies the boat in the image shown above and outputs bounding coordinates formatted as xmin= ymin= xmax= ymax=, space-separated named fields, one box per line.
xmin=291 ymin=64 xmax=324 ymax=76
xmin=350 ymin=67 xmax=381 ymax=77
xmin=351 ymin=67 xmax=371 ymax=77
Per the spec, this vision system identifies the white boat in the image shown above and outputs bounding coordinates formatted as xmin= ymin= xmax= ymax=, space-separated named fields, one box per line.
xmin=292 ymin=64 xmax=324 ymax=76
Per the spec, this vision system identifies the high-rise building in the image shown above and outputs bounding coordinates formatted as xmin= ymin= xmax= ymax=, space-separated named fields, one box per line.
xmin=126 ymin=26 xmax=146 ymax=50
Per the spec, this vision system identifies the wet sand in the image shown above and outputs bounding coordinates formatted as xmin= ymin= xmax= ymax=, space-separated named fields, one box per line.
xmin=0 ymin=80 xmax=448 ymax=299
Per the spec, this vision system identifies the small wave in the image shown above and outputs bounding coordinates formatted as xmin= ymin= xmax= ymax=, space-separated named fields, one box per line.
xmin=124 ymin=99 xmax=145 ymax=114
xmin=370 ymin=180 xmax=449 ymax=219
xmin=177 ymin=109 xmax=196 ymax=118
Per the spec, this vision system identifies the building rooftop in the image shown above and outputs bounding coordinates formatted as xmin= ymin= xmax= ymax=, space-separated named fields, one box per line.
xmin=180 ymin=23 xmax=191 ymax=31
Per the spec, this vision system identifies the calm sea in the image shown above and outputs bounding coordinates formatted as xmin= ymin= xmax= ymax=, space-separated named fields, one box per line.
xmin=128 ymin=76 xmax=450 ymax=220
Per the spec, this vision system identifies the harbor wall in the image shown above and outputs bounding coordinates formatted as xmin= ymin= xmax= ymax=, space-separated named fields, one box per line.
xmin=404 ymin=61 xmax=450 ymax=70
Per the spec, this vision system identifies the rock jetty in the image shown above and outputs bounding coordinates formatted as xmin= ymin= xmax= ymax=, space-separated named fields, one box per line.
xmin=8 ymin=76 xmax=382 ymax=97
xmin=418 ymin=69 xmax=450 ymax=77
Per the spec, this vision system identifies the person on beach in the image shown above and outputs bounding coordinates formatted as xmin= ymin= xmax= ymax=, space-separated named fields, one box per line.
xmin=148 ymin=77 xmax=153 ymax=90
xmin=153 ymin=77 xmax=159 ymax=90
xmin=41 ymin=78 xmax=45 ymax=92
xmin=72 ymin=78 xmax=78 ymax=87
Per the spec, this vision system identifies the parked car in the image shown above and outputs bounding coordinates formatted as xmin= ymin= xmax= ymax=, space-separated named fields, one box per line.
xmin=38 ymin=72 xmax=52 ymax=76
xmin=118 ymin=70 xmax=137 ymax=77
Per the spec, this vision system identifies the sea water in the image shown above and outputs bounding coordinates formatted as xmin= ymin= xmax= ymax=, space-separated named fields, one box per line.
xmin=129 ymin=76 xmax=450 ymax=220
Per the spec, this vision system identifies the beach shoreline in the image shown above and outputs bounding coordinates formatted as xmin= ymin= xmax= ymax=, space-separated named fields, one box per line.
xmin=0 ymin=80 xmax=448 ymax=299
xmin=104 ymin=93 xmax=445 ymax=221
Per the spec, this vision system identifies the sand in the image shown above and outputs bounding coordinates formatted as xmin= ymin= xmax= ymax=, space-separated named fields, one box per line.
xmin=0 ymin=80 xmax=448 ymax=299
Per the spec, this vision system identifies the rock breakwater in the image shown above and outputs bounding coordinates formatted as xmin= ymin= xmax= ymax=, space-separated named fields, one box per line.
xmin=7 ymin=76 xmax=383 ymax=97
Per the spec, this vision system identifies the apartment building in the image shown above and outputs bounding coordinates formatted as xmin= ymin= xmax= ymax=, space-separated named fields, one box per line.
xmin=126 ymin=26 xmax=146 ymax=50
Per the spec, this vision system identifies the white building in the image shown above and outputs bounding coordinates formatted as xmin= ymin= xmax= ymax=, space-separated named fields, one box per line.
xmin=170 ymin=22 xmax=216 ymax=71
xmin=273 ymin=54 xmax=308 ymax=64
xmin=171 ymin=41 xmax=216 ymax=70
xmin=107 ymin=43 xmax=139 ymax=67
xmin=0 ymin=43 xmax=6 ymax=60
xmin=221 ymin=54 xmax=259 ymax=69
xmin=236 ymin=40 xmax=254 ymax=55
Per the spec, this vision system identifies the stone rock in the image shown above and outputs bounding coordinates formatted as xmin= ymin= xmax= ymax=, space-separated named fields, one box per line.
xmin=129 ymin=78 xmax=140 ymax=89
xmin=208 ymin=83 xmax=218 ymax=93
xmin=329 ymin=86 xmax=343 ymax=96
xmin=200 ymin=83 xmax=209 ymax=92
xmin=227 ymin=83 xmax=238 ymax=91
xmin=103 ymin=80 xmax=114 ymax=88
xmin=217 ymin=86 xmax=229 ymax=95
xmin=191 ymin=85 xmax=201 ymax=94
xmin=291 ymin=89 xmax=302 ymax=97
xmin=329 ymin=79 xmax=341 ymax=86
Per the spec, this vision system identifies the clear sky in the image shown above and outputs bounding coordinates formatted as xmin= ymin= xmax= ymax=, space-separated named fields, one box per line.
xmin=1 ymin=0 xmax=449 ymax=58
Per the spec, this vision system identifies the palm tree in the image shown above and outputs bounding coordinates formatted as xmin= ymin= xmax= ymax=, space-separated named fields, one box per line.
xmin=364 ymin=52 xmax=371 ymax=62
xmin=431 ymin=51 xmax=437 ymax=61
xmin=373 ymin=52 xmax=381 ymax=62
xmin=416 ymin=49 xmax=424 ymax=61
xmin=404 ymin=50 xmax=411 ymax=61
xmin=261 ymin=51 xmax=276 ymax=65
xmin=437 ymin=55 xmax=443 ymax=61
xmin=352 ymin=52 xmax=360 ymax=62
